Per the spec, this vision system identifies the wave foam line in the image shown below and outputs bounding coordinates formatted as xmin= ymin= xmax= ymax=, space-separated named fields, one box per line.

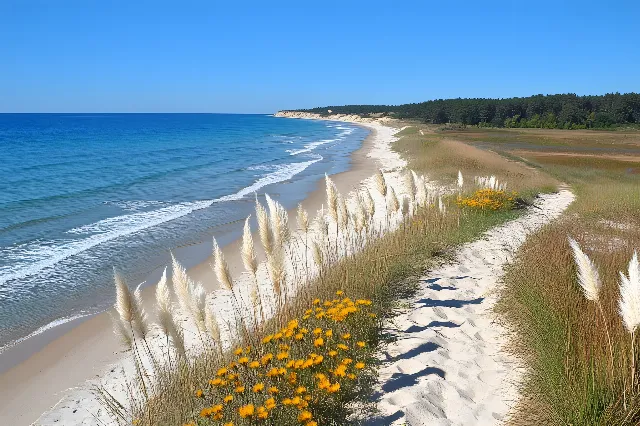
xmin=0 ymin=156 xmax=322 ymax=288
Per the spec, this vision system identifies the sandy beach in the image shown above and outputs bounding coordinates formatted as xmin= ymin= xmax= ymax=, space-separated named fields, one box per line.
xmin=0 ymin=114 xmax=402 ymax=425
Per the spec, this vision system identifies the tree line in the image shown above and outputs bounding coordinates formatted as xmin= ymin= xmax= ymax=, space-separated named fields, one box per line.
xmin=293 ymin=93 xmax=640 ymax=129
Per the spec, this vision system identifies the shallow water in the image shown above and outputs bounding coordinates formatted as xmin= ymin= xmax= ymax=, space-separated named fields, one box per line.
xmin=0 ymin=113 xmax=368 ymax=349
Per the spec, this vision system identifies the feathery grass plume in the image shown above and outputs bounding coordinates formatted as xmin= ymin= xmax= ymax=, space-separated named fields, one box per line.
xmin=568 ymin=238 xmax=602 ymax=301
xmin=325 ymin=174 xmax=339 ymax=224
xmin=271 ymin=198 xmax=291 ymax=248
xmin=241 ymin=216 xmax=263 ymax=323
xmin=374 ymin=170 xmax=387 ymax=197
xmin=354 ymin=209 xmax=364 ymax=234
xmin=364 ymin=188 xmax=375 ymax=219
xmin=255 ymin=195 xmax=273 ymax=257
xmin=438 ymin=195 xmax=446 ymax=214
xmin=297 ymin=203 xmax=309 ymax=233
xmin=457 ymin=170 xmax=464 ymax=189
xmin=111 ymin=313 xmax=132 ymax=348
xmin=213 ymin=237 xmax=233 ymax=291
xmin=114 ymin=270 xmax=148 ymax=339
xmin=388 ymin=187 xmax=400 ymax=213
xmin=133 ymin=283 xmax=150 ymax=338
xmin=404 ymin=171 xmax=416 ymax=203
xmin=401 ymin=196 xmax=410 ymax=217
xmin=114 ymin=270 xmax=134 ymax=324
xmin=356 ymin=193 xmax=369 ymax=227
xmin=171 ymin=253 xmax=193 ymax=314
xmin=155 ymin=268 xmax=186 ymax=357
xmin=312 ymin=240 xmax=324 ymax=268
xmin=619 ymin=251 xmax=640 ymax=388
xmin=619 ymin=251 xmax=640 ymax=334
xmin=489 ymin=175 xmax=497 ymax=190
xmin=568 ymin=237 xmax=614 ymax=375
xmin=411 ymin=170 xmax=426 ymax=206
xmin=337 ymin=194 xmax=349 ymax=231
xmin=171 ymin=254 xmax=206 ymax=332
xmin=241 ymin=216 xmax=258 ymax=276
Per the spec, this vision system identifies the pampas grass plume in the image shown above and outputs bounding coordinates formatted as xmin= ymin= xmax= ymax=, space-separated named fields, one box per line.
xmin=297 ymin=204 xmax=309 ymax=233
xmin=213 ymin=237 xmax=233 ymax=291
xmin=255 ymin=195 xmax=273 ymax=257
xmin=389 ymin=187 xmax=400 ymax=213
xmin=241 ymin=216 xmax=258 ymax=276
xmin=619 ymin=251 xmax=640 ymax=334
xmin=325 ymin=174 xmax=339 ymax=224
xmin=375 ymin=170 xmax=387 ymax=197
xmin=568 ymin=237 xmax=602 ymax=301
xmin=457 ymin=170 xmax=464 ymax=188
xmin=155 ymin=268 xmax=186 ymax=356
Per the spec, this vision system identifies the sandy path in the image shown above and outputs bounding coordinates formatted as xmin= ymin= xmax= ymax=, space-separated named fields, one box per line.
xmin=368 ymin=188 xmax=575 ymax=425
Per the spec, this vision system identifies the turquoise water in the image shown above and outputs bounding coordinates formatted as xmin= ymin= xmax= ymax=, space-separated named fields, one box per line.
xmin=0 ymin=113 xmax=368 ymax=349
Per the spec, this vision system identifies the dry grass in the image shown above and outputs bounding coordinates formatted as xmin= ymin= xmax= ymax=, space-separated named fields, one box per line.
xmin=482 ymin=127 xmax=640 ymax=425
xmin=393 ymin=127 xmax=558 ymax=198
xmin=124 ymin=201 xmax=520 ymax=426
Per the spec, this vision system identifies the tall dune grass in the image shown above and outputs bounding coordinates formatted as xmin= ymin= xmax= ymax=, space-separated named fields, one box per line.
xmin=99 ymin=125 xmax=553 ymax=425
xmin=102 ymin=167 xmax=525 ymax=425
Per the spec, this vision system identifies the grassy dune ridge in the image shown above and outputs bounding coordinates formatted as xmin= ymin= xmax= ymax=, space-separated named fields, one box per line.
xmin=105 ymin=124 xmax=556 ymax=425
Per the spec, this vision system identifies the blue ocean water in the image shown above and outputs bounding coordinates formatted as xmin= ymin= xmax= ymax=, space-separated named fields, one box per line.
xmin=0 ymin=113 xmax=368 ymax=349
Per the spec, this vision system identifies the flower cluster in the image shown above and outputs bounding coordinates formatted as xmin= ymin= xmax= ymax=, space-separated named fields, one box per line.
xmin=457 ymin=188 xmax=517 ymax=211
xmin=189 ymin=292 xmax=376 ymax=425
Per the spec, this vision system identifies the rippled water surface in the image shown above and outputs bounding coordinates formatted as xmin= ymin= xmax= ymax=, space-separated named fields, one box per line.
xmin=0 ymin=113 xmax=367 ymax=348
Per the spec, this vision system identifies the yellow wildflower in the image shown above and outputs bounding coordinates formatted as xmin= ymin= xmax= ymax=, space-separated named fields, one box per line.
xmin=265 ymin=397 xmax=276 ymax=410
xmin=238 ymin=404 xmax=254 ymax=418
xmin=252 ymin=382 xmax=264 ymax=393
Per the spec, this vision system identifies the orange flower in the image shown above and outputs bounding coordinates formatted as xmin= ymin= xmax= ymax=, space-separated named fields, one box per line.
xmin=298 ymin=410 xmax=313 ymax=422
xmin=238 ymin=404 xmax=254 ymax=418
xmin=357 ymin=341 xmax=366 ymax=348
xmin=252 ymin=382 xmax=264 ymax=393
xmin=314 ymin=337 xmax=324 ymax=347
xmin=356 ymin=362 xmax=365 ymax=369
xmin=265 ymin=397 xmax=276 ymax=410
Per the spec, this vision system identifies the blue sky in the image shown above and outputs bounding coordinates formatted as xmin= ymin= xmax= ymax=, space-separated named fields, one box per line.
xmin=1 ymin=0 xmax=638 ymax=113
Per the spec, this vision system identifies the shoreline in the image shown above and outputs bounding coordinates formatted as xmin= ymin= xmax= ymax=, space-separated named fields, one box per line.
xmin=0 ymin=114 xmax=402 ymax=425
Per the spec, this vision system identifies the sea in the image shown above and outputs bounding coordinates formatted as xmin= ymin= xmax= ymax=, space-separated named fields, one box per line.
xmin=0 ymin=113 xmax=368 ymax=351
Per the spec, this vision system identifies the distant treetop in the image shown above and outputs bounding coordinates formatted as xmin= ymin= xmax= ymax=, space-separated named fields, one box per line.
xmin=291 ymin=93 xmax=640 ymax=129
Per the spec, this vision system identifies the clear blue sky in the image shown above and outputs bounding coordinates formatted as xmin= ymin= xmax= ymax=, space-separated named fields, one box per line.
xmin=1 ymin=0 xmax=638 ymax=113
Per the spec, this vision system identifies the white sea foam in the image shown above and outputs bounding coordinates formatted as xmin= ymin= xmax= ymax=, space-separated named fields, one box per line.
xmin=287 ymin=139 xmax=337 ymax=156
xmin=0 ymin=156 xmax=323 ymax=289
xmin=216 ymin=155 xmax=322 ymax=201
xmin=0 ymin=312 xmax=92 ymax=355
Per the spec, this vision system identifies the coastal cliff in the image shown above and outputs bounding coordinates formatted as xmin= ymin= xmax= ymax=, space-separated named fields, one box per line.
xmin=275 ymin=110 xmax=395 ymax=124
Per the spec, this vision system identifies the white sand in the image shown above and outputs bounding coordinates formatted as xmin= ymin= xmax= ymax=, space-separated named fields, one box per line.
xmin=368 ymin=188 xmax=575 ymax=425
